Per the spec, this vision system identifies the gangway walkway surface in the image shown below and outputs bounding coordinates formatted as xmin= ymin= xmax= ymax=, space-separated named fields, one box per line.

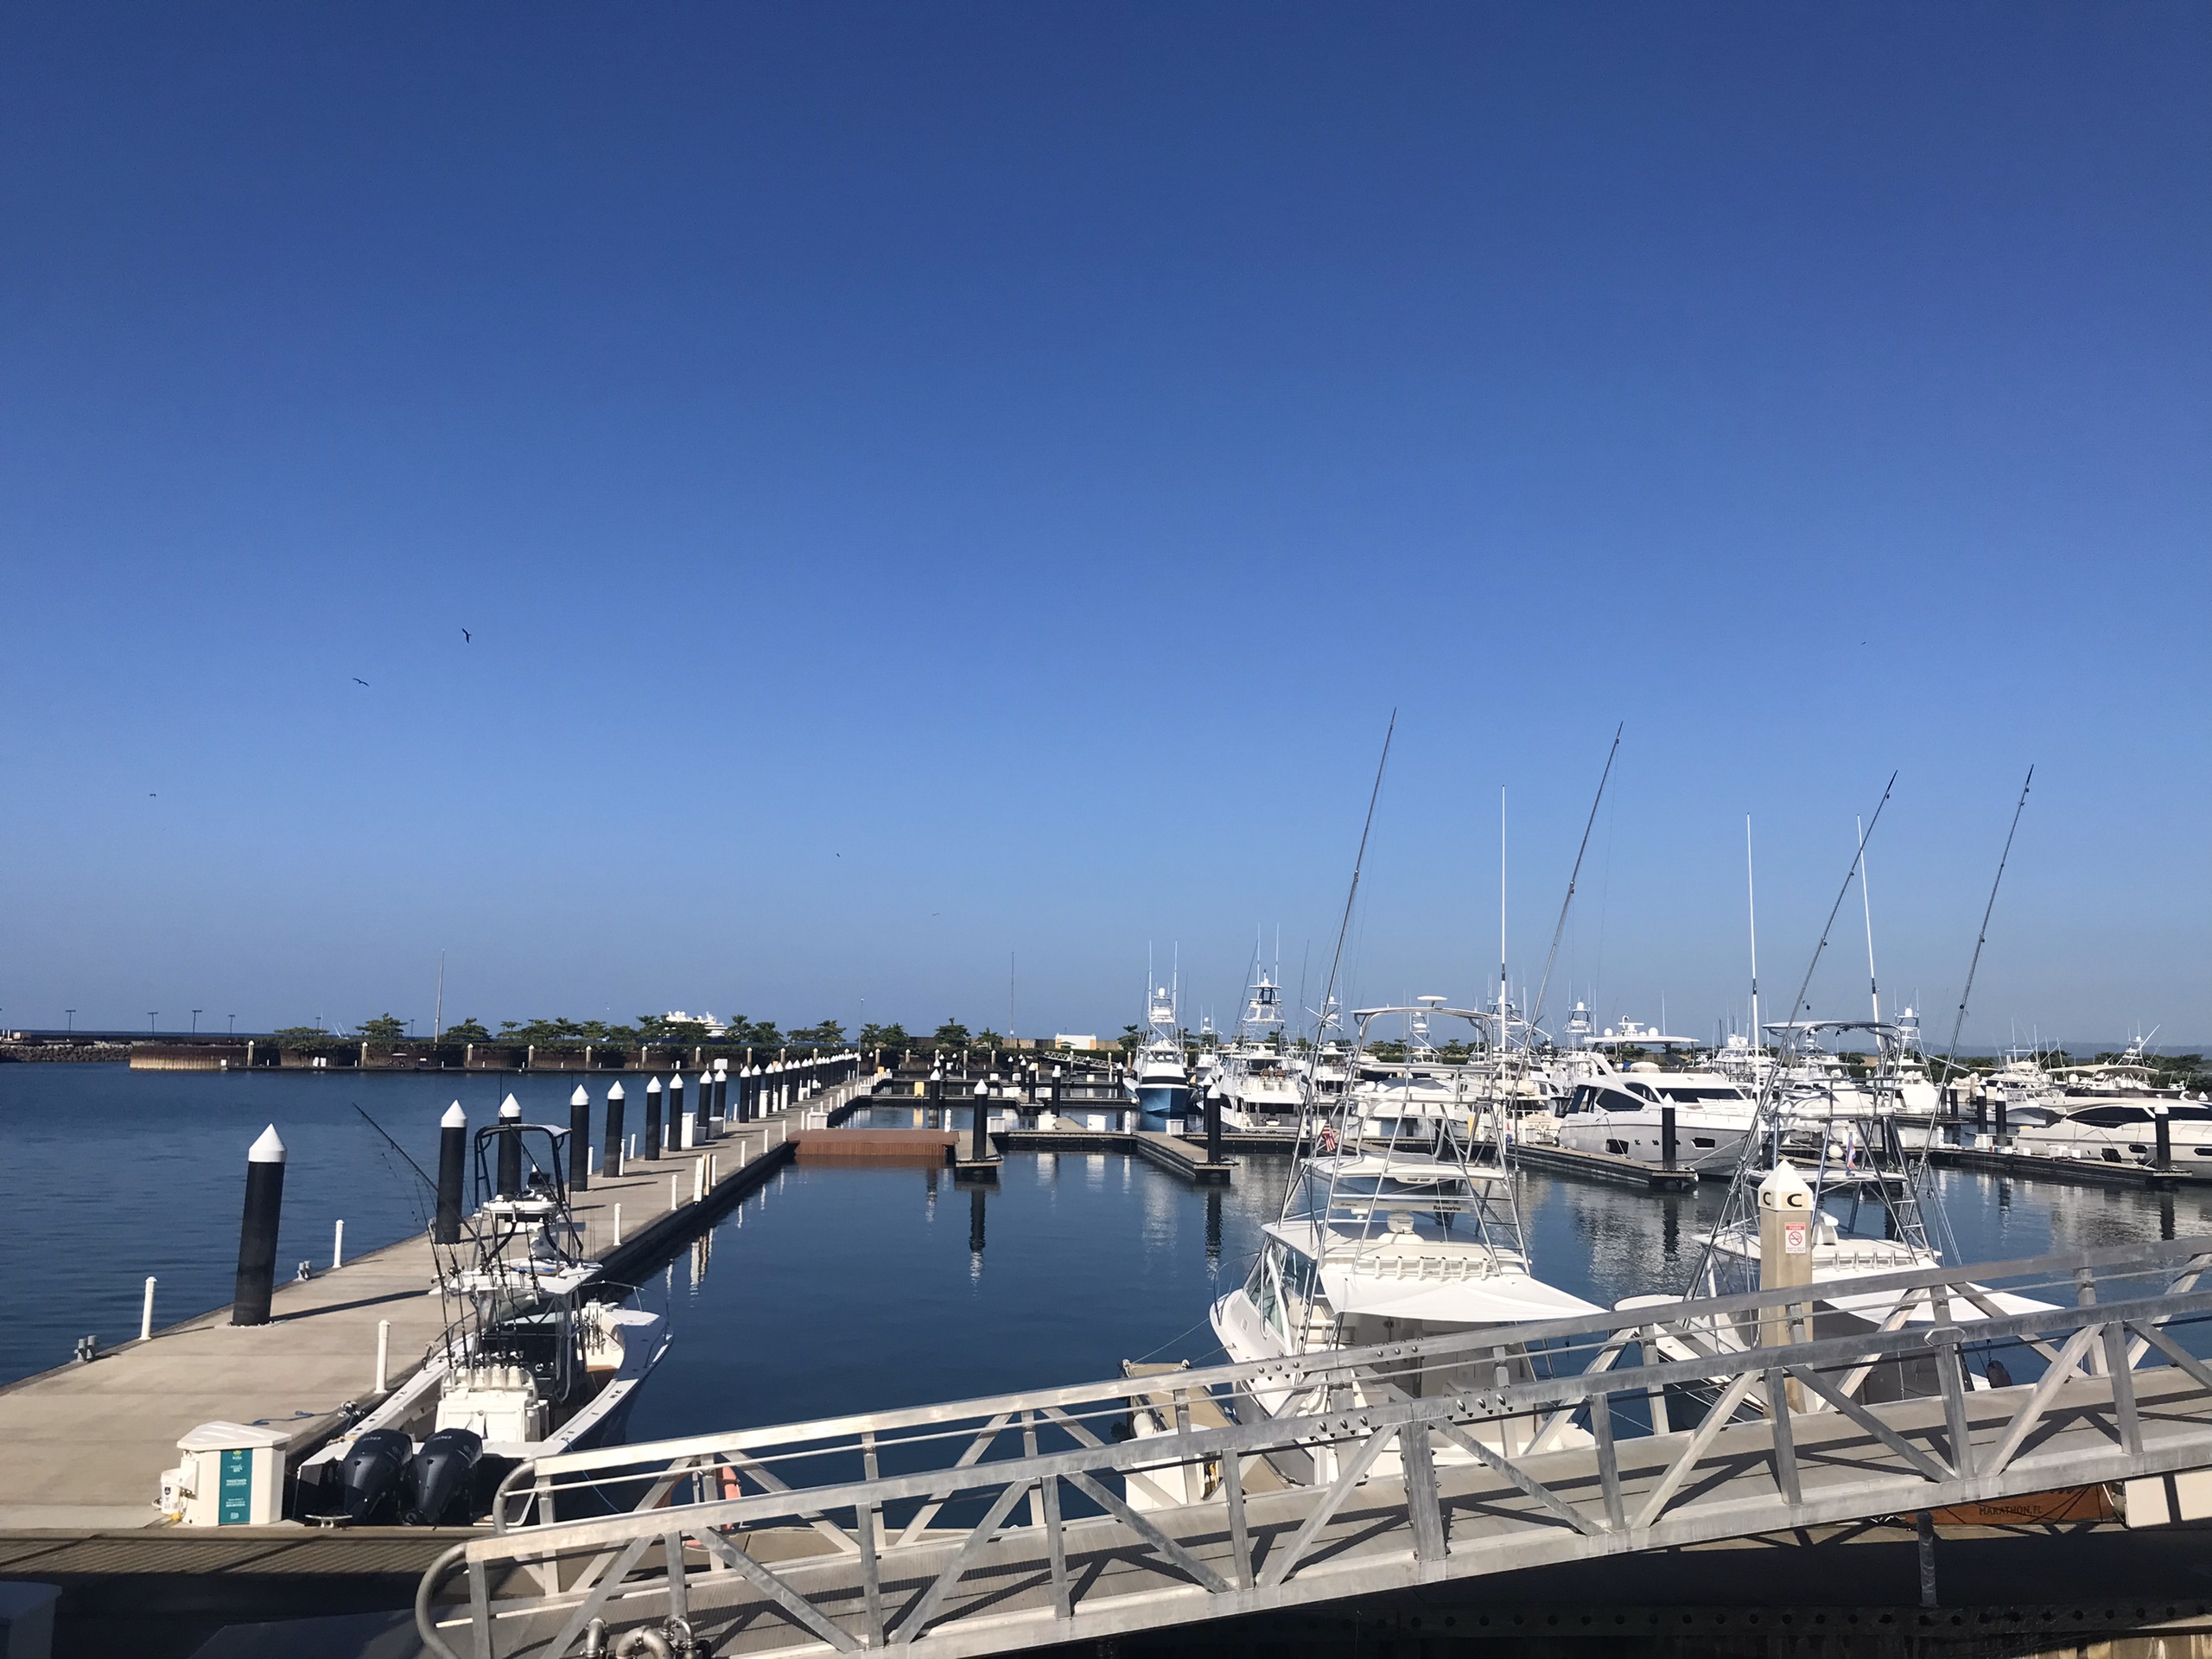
xmin=418 ymin=1236 xmax=2212 ymax=1659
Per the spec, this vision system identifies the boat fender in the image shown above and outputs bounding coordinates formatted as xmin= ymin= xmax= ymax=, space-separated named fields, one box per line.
xmin=401 ymin=1427 xmax=484 ymax=1526
xmin=337 ymin=1429 xmax=413 ymax=1525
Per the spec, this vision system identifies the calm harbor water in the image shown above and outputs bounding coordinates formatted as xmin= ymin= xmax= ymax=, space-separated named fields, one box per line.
xmin=3 ymin=1066 xmax=2207 ymax=1423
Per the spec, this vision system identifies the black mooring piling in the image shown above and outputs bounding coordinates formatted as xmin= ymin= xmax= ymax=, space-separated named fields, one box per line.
xmin=569 ymin=1084 xmax=591 ymax=1191
xmin=230 ymin=1125 xmax=287 ymax=1326
xmin=496 ymin=1095 xmax=523 ymax=1196
xmin=604 ymin=1081 xmax=626 ymax=1177
xmin=642 ymin=1077 xmax=662 ymax=1160
xmin=434 ymin=1103 xmax=467 ymax=1244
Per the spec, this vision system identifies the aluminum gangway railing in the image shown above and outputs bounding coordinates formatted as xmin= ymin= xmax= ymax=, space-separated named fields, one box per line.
xmin=416 ymin=1236 xmax=2212 ymax=1659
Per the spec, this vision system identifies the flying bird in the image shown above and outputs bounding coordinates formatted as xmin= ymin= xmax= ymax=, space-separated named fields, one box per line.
xmin=353 ymin=677 xmax=370 ymax=687
xmin=462 ymin=628 xmax=471 ymax=643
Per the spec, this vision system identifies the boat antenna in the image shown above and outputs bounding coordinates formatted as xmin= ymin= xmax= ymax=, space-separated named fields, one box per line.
xmin=1527 ymin=723 xmax=1621 ymax=1039
xmin=1935 ymin=766 xmax=2033 ymax=1084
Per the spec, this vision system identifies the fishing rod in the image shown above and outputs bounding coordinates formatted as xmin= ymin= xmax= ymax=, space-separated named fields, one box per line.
xmin=1527 ymin=722 xmax=1622 ymax=1040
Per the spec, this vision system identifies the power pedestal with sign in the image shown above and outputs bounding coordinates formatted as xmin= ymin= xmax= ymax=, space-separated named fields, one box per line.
xmin=157 ymin=1421 xmax=289 ymax=1525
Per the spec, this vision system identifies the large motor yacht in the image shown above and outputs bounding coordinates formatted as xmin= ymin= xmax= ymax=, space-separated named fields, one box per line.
xmin=1551 ymin=1020 xmax=1758 ymax=1171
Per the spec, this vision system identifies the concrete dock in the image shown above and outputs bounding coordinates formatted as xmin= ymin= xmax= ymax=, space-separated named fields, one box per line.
xmin=0 ymin=1074 xmax=870 ymax=1533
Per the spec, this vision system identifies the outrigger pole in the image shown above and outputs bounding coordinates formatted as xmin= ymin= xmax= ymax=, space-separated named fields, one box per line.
xmin=1527 ymin=723 xmax=1622 ymax=1039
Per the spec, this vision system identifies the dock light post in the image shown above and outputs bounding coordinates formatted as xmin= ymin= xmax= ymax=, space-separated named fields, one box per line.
xmin=604 ymin=1081 xmax=626 ymax=1177
xmin=230 ymin=1126 xmax=287 ymax=1326
xmin=569 ymin=1084 xmax=591 ymax=1191
xmin=669 ymin=1072 xmax=687 ymax=1150
xmin=642 ymin=1077 xmax=663 ymax=1161
xmin=434 ymin=1103 xmax=466 ymax=1243
xmin=972 ymin=1082 xmax=990 ymax=1162
xmin=497 ymin=1095 xmax=523 ymax=1196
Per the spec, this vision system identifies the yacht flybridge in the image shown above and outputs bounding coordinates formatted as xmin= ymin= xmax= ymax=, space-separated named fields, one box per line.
xmin=296 ymin=1104 xmax=668 ymax=1527
xmin=1203 ymin=1001 xmax=1599 ymax=1482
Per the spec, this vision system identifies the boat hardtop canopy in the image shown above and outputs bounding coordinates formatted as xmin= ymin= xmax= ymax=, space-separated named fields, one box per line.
xmin=1300 ymin=1150 xmax=1508 ymax=1187
xmin=1268 ymin=1216 xmax=1600 ymax=1322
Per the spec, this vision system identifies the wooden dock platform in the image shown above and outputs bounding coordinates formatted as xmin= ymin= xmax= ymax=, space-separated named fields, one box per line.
xmin=0 ymin=1078 xmax=869 ymax=1533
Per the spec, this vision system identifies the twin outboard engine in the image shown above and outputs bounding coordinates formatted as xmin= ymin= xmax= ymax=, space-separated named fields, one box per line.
xmin=401 ymin=1427 xmax=485 ymax=1526
xmin=336 ymin=1429 xmax=413 ymax=1524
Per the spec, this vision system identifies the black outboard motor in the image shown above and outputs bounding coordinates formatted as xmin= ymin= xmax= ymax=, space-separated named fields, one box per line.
xmin=337 ymin=1429 xmax=413 ymax=1525
xmin=401 ymin=1427 xmax=485 ymax=1526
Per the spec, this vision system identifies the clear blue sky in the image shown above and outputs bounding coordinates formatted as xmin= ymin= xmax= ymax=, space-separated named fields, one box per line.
xmin=3 ymin=3 xmax=2205 ymax=1047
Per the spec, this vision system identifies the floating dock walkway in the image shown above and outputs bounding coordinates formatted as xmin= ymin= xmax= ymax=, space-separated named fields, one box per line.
xmin=0 ymin=1071 xmax=873 ymax=1534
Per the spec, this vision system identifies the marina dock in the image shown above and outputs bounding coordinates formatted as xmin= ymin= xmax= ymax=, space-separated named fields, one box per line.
xmin=0 ymin=1071 xmax=871 ymax=1535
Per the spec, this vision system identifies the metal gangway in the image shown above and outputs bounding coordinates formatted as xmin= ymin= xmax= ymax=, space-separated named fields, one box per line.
xmin=417 ymin=1236 xmax=2212 ymax=1658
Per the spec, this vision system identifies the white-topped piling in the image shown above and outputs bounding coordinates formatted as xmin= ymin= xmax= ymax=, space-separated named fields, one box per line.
xmin=569 ymin=1084 xmax=592 ymax=1190
xmin=435 ymin=1103 xmax=467 ymax=1243
xmin=497 ymin=1094 xmax=524 ymax=1196
xmin=604 ymin=1080 xmax=626 ymax=1177
xmin=231 ymin=1126 xmax=287 ymax=1326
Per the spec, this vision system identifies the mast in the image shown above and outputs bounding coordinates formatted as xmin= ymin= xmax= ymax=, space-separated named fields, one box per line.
xmin=434 ymin=951 xmax=445 ymax=1045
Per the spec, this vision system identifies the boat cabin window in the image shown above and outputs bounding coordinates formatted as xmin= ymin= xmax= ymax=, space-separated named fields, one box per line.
xmin=2074 ymin=1106 xmax=2153 ymax=1128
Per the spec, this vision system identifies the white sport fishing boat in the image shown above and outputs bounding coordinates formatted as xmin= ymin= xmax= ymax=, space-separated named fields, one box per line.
xmin=1164 ymin=1001 xmax=1597 ymax=1494
xmin=296 ymin=1103 xmax=669 ymax=1526
xmin=1626 ymin=1040 xmax=2043 ymax=1401
xmin=1126 ymin=978 xmax=1192 ymax=1129
xmin=1205 ymin=969 xmax=1304 ymax=1128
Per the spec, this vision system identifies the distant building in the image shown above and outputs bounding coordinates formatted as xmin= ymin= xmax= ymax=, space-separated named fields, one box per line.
xmin=1054 ymin=1033 xmax=1102 ymax=1051
xmin=661 ymin=1010 xmax=729 ymax=1036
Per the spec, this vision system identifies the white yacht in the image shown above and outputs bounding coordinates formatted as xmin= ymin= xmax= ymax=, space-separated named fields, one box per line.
xmin=1125 ymin=981 xmax=1191 ymax=1129
xmin=1205 ymin=1002 xmax=1599 ymax=1484
xmin=293 ymin=1107 xmax=668 ymax=1526
xmin=1206 ymin=970 xmax=1304 ymax=1128
xmin=1553 ymin=1027 xmax=1758 ymax=1171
